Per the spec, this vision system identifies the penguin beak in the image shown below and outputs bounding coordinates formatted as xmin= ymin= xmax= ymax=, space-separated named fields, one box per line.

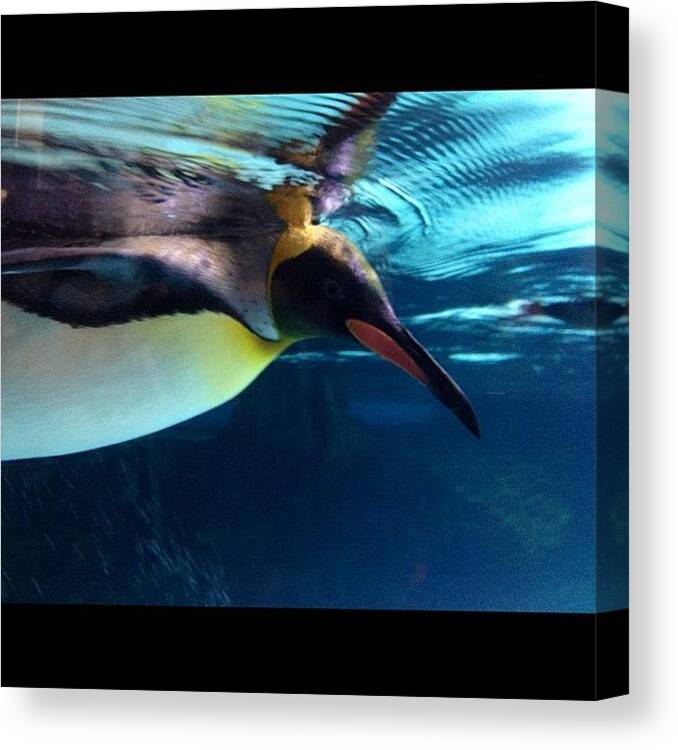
xmin=346 ymin=318 xmax=480 ymax=438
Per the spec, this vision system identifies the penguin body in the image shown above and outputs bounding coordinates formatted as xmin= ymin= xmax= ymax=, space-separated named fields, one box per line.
xmin=2 ymin=93 xmax=480 ymax=461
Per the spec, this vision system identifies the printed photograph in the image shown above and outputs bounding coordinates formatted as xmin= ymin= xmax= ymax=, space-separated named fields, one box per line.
xmin=1 ymin=90 xmax=628 ymax=613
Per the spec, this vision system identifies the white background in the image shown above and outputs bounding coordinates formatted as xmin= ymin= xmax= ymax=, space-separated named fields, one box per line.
xmin=1 ymin=0 xmax=677 ymax=747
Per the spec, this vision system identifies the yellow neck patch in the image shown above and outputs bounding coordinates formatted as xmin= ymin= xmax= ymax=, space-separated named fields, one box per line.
xmin=266 ymin=184 xmax=382 ymax=295
xmin=267 ymin=185 xmax=320 ymax=288
xmin=267 ymin=184 xmax=313 ymax=227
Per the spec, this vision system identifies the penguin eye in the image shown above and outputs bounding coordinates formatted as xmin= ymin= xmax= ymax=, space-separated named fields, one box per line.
xmin=322 ymin=277 xmax=345 ymax=301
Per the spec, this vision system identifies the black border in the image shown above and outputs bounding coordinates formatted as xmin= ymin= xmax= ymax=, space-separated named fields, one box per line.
xmin=1 ymin=2 xmax=628 ymax=98
xmin=1 ymin=604 xmax=628 ymax=699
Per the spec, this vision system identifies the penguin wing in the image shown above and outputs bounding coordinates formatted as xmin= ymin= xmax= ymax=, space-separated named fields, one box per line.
xmin=1 ymin=235 xmax=281 ymax=339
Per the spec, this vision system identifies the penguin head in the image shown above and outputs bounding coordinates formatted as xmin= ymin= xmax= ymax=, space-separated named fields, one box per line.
xmin=269 ymin=226 xmax=480 ymax=437
xmin=269 ymin=226 xmax=390 ymax=340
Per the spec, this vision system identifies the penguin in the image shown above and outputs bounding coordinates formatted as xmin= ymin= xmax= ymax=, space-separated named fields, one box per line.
xmin=516 ymin=298 xmax=629 ymax=329
xmin=1 ymin=93 xmax=479 ymax=460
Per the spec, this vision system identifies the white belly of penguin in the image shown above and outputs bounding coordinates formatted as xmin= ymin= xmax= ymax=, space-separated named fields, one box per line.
xmin=1 ymin=302 xmax=287 ymax=460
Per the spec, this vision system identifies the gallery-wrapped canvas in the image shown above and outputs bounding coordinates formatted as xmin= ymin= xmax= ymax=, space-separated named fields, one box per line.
xmin=0 ymin=2 xmax=628 ymax=699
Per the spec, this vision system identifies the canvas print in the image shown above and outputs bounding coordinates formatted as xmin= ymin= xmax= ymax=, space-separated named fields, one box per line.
xmin=1 ymin=89 xmax=628 ymax=615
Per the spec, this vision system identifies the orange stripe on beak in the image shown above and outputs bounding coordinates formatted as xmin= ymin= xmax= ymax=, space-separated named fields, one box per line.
xmin=346 ymin=317 xmax=480 ymax=438
xmin=346 ymin=319 xmax=428 ymax=386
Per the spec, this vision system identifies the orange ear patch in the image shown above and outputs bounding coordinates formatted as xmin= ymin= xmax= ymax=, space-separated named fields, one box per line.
xmin=266 ymin=185 xmax=320 ymax=292
xmin=267 ymin=184 xmax=313 ymax=227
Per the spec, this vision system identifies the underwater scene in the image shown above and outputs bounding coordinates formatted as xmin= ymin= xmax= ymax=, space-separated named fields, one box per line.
xmin=1 ymin=90 xmax=628 ymax=613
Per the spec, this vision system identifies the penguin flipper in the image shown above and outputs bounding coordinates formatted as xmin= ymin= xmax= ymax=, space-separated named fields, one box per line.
xmin=1 ymin=236 xmax=281 ymax=340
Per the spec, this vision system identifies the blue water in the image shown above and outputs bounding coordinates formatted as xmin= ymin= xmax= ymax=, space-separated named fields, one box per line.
xmin=1 ymin=90 xmax=628 ymax=612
